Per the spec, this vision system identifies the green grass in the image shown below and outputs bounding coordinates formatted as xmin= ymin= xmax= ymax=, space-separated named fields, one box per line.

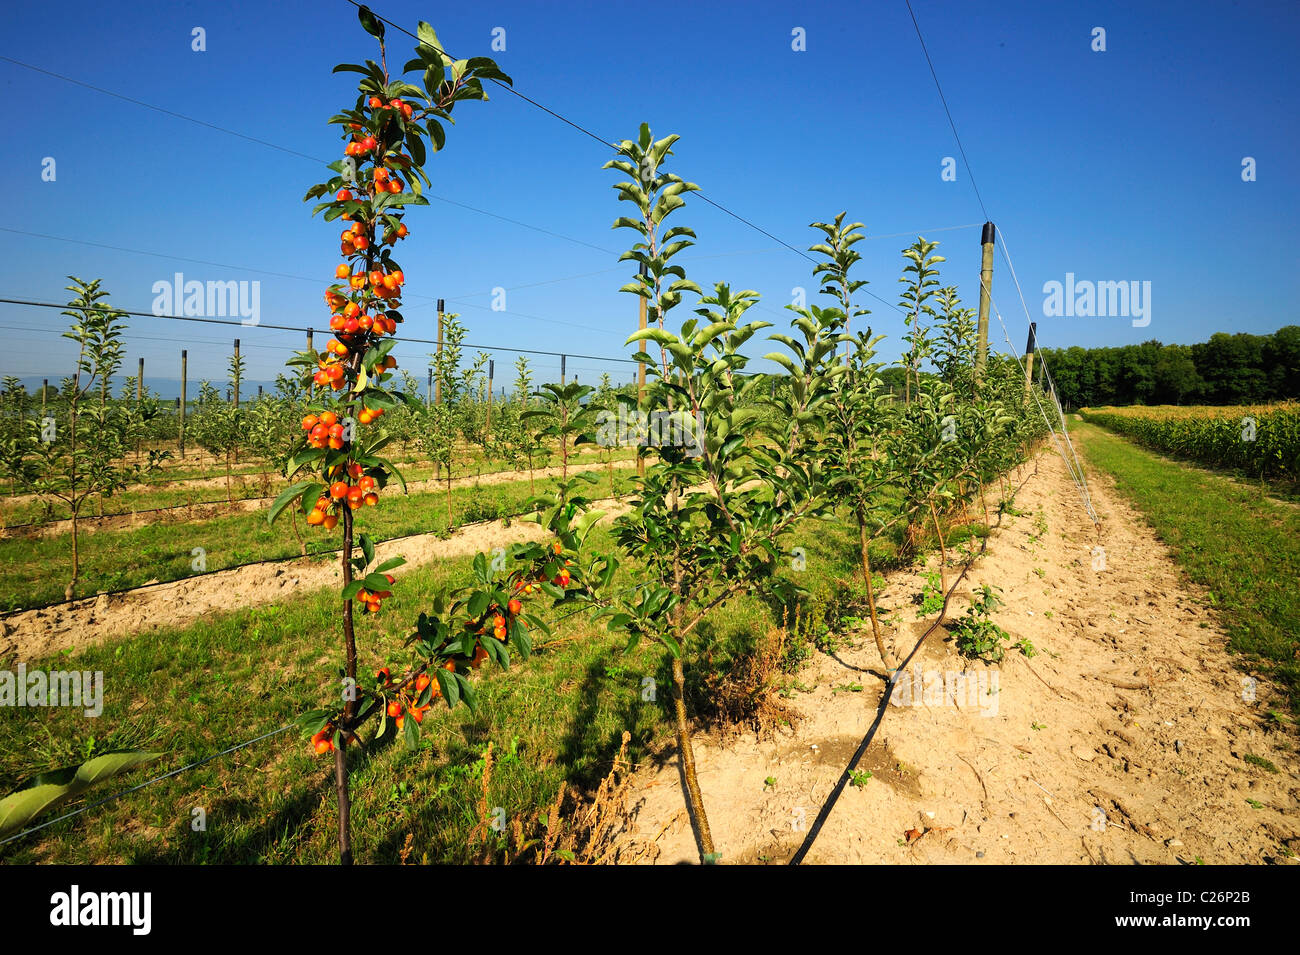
xmin=0 ymin=476 xmax=995 ymax=863
xmin=0 ymin=467 xmax=637 ymax=611
xmin=0 ymin=514 xmax=868 ymax=864
xmin=0 ymin=446 xmax=636 ymax=527
xmin=1074 ymin=421 xmax=1300 ymax=714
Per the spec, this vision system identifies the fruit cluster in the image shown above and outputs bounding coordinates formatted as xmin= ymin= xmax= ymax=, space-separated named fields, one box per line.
xmin=311 ymin=727 xmax=336 ymax=755
xmin=304 ymin=460 xmax=384 ymax=530
xmin=376 ymin=663 xmax=451 ymax=731
xmin=514 ymin=541 xmax=573 ymax=591
xmin=355 ymin=572 xmax=396 ymax=615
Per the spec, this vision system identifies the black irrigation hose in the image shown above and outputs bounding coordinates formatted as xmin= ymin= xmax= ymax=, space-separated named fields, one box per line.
xmin=787 ymin=462 xmax=1038 ymax=865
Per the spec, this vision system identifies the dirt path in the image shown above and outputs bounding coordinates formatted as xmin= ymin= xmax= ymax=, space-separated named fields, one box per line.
xmin=620 ymin=446 xmax=1299 ymax=865
xmin=1 ymin=458 xmax=635 ymax=539
xmin=1 ymin=460 xmax=634 ymax=540
xmin=0 ymin=480 xmax=634 ymax=663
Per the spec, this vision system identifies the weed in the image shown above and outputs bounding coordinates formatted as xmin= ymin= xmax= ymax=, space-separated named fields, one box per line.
xmin=916 ymin=570 xmax=944 ymax=617
xmin=848 ymin=769 xmax=872 ymax=788
xmin=952 ymin=585 xmax=1015 ymax=662
xmin=1243 ymin=753 xmax=1279 ymax=773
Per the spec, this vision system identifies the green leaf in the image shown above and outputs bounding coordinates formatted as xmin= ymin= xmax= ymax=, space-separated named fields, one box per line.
xmin=268 ymin=480 xmax=315 ymax=525
xmin=416 ymin=21 xmax=443 ymax=56
xmin=626 ymin=328 xmax=679 ymax=347
xmin=467 ymin=590 xmax=490 ymax=619
xmin=0 ymin=751 xmax=162 ymax=838
xmin=437 ymin=666 xmax=460 ymax=708
xmin=358 ymin=5 xmax=385 ymax=39
xmin=362 ymin=572 xmax=392 ymax=592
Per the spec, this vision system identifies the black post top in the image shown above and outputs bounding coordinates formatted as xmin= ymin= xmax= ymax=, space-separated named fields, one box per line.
xmin=981 ymin=222 xmax=996 ymax=246
xmin=437 ymin=298 xmax=444 ymax=312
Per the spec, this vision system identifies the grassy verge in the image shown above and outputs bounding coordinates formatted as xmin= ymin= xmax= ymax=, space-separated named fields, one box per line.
xmin=1074 ymin=421 xmax=1300 ymax=715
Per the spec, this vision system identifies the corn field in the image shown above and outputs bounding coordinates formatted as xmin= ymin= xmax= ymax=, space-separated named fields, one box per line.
xmin=1080 ymin=403 xmax=1300 ymax=480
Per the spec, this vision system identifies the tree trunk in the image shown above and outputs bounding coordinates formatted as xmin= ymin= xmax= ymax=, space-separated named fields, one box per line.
xmin=856 ymin=508 xmax=892 ymax=671
xmin=336 ymin=503 xmax=358 ymax=865
xmin=333 ymin=743 xmax=352 ymax=865
xmin=290 ymin=506 xmax=306 ymax=557
xmin=671 ymin=652 xmax=715 ymax=862
xmin=929 ymin=499 xmax=948 ymax=609
xmin=66 ymin=509 xmax=79 ymax=601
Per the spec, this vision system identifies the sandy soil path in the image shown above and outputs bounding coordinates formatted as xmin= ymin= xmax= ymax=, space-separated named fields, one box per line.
xmin=621 ymin=447 xmax=1299 ymax=865
xmin=0 ymin=465 xmax=633 ymax=662
xmin=1 ymin=458 xmax=634 ymax=539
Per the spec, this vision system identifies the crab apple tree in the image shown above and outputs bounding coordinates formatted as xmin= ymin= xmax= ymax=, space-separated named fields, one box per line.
xmin=269 ymin=8 xmax=513 ymax=865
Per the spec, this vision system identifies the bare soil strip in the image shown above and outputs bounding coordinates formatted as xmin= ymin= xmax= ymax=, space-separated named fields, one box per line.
xmin=621 ymin=449 xmax=1299 ymax=865
xmin=1 ymin=459 xmax=634 ymax=540
xmin=1 ymin=470 xmax=634 ymax=663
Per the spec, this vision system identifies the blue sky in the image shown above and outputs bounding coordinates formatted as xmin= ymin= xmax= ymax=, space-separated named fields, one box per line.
xmin=2 ymin=0 xmax=1297 ymax=395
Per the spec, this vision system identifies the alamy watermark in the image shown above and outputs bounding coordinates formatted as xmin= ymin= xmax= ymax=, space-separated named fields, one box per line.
xmin=1 ymin=664 xmax=103 ymax=717
xmin=1042 ymin=273 xmax=1151 ymax=327
xmin=152 ymin=271 xmax=261 ymax=326
xmin=595 ymin=406 xmax=705 ymax=457
xmin=888 ymin=667 xmax=1000 ymax=716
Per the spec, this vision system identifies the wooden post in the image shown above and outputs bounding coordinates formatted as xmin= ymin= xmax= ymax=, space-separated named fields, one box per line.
xmin=486 ymin=359 xmax=494 ymax=437
xmin=258 ymin=384 xmax=264 ymax=397
xmin=975 ymin=221 xmax=995 ymax=385
xmin=427 ymin=368 xmax=433 ymax=407
xmin=1023 ymin=322 xmax=1037 ymax=396
xmin=179 ymin=350 xmax=187 ymax=455
xmin=233 ymin=339 xmax=241 ymax=408
xmin=435 ymin=299 xmax=444 ymax=406
xmin=41 ymin=379 xmax=47 ymax=417
xmin=136 ymin=357 xmax=145 ymax=461
xmin=560 ymin=355 xmax=566 ymax=385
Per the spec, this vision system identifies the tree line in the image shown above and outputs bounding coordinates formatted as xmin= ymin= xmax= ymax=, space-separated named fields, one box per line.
xmin=1038 ymin=326 xmax=1300 ymax=409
